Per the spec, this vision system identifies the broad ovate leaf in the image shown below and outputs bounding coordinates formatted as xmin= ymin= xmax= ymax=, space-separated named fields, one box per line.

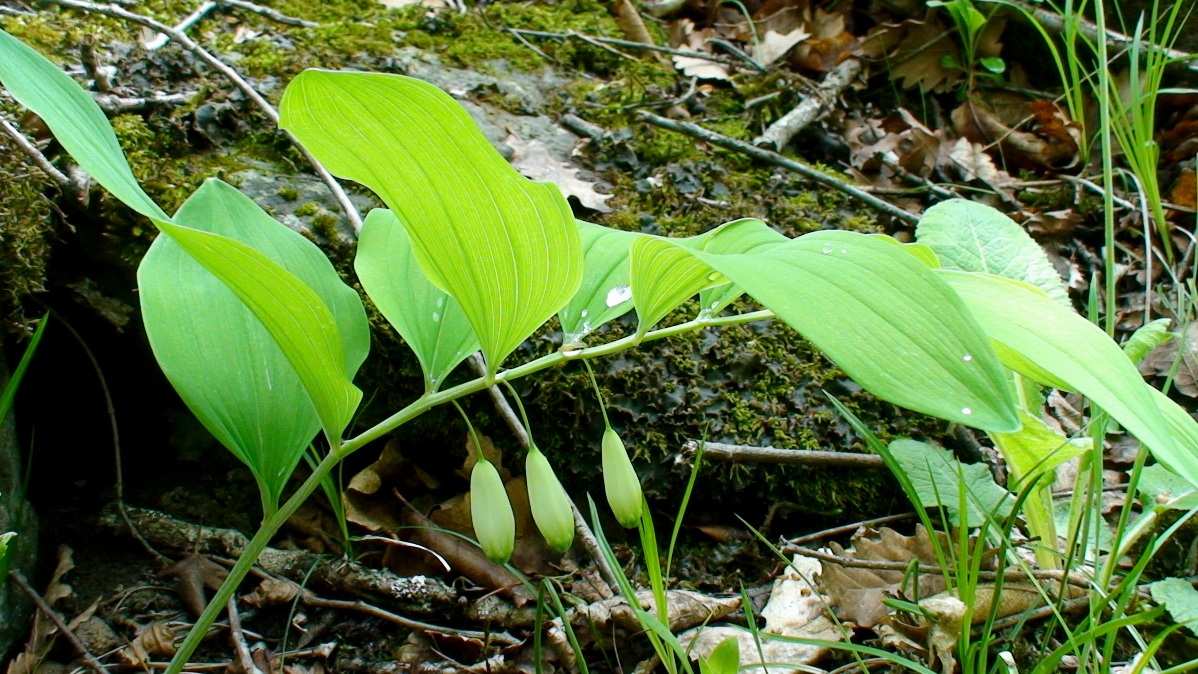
xmin=141 ymin=180 xmax=369 ymax=509
xmin=1124 ymin=317 xmax=1173 ymax=365
xmin=916 ymin=200 xmax=1070 ymax=307
xmin=356 ymin=209 xmax=479 ymax=391
xmin=280 ymin=70 xmax=582 ymax=374
xmin=1150 ymin=578 xmax=1198 ymax=637
xmin=695 ymin=231 xmax=1019 ymax=431
xmin=0 ymin=29 xmax=364 ymax=443
xmin=559 ymin=221 xmax=640 ymax=343
xmin=889 ymin=439 xmax=1015 ymax=526
xmin=940 ymin=271 xmax=1185 ymax=479
xmin=1148 ymin=386 xmax=1198 ymax=489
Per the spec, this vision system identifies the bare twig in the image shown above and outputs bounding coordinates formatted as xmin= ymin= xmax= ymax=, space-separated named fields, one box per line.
xmin=8 ymin=571 xmax=113 ymax=674
xmin=227 ymin=597 xmax=267 ymax=674
xmin=50 ymin=310 xmax=168 ymax=563
xmin=506 ymin=27 xmax=748 ymax=70
xmin=93 ymin=91 xmax=194 ymax=114
xmin=1 ymin=116 xmax=76 ymax=192
xmin=41 ymin=0 xmax=364 ymax=232
xmin=304 ymin=596 xmax=521 ymax=646
xmin=786 ymin=513 xmax=915 ymax=546
xmin=216 ymin=0 xmax=318 ymax=27
xmin=561 ymin=113 xmax=606 ymax=139
xmin=1008 ymin=0 xmax=1198 ymax=75
xmin=781 ymin=548 xmax=1092 ymax=587
xmin=466 ymin=354 xmax=621 ymax=594
xmin=636 ymin=110 xmax=919 ymax=225
xmin=145 ymin=1 xmax=218 ymax=50
xmin=679 ymin=440 xmax=886 ymax=468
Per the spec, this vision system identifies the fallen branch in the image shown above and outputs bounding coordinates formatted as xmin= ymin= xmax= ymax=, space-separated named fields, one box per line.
xmin=754 ymin=58 xmax=863 ymax=150
xmin=679 ymin=440 xmax=886 ymax=468
xmin=41 ymin=0 xmax=364 ymax=232
xmin=636 ymin=110 xmax=919 ymax=225
xmin=100 ymin=506 xmax=458 ymax=616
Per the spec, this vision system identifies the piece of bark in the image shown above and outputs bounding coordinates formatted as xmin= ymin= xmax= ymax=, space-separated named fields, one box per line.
xmin=754 ymin=57 xmax=863 ymax=150
xmin=100 ymin=506 xmax=457 ymax=616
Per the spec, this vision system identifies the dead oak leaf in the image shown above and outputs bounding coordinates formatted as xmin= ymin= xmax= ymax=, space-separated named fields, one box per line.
xmin=507 ymin=134 xmax=613 ymax=212
xmin=159 ymin=554 xmax=228 ymax=617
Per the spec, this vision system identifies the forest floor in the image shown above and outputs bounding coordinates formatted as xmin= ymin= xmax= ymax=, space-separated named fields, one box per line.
xmin=2 ymin=0 xmax=1198 ymax=672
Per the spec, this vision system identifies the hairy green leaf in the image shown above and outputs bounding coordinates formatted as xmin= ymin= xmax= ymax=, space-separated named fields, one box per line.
xmin=940 ymin=271 xmax=1187 ymax=480
xmin=356 ymin=209 xmax=479 ymax=391
xmin=280 ymin=70 xmax=582 ymax=373
xmin=917 ymin=200 xmax=1069 ymax=306
xmin=1150 ymin=578 xmax=1198 ymax=637
xmin=889 ymin=439 xmax=1015 ymax=526
xmin=991 ymin=411 xmax=1089 ymax=485
xmin=1137 ymin=464 xmax=1198 ymax=510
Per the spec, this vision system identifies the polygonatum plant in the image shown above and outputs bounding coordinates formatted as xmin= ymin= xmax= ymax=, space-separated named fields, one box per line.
xmin=4 ymin=27 xmax=1198 ymax=673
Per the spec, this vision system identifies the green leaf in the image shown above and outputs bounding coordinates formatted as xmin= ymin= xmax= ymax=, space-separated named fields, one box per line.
xmin=630 ymin=219 xmax=786 ymax=334
xmin=0 ymin=29 xmax=364 ymax=446
xmin=279 ymin=70 xmax=582 ymax=374
xmin=979 ymin=56 xmax=1007 ymax=74
xmin=0 ymin=29 xmax=167 ymax=222
xmin=140 ymin=180 xmax=369 ymax=507
xmin=356 ymin=209 xmax=479 ymax=391
xmin=695 ymin=232 xmax=1020 ymax=431
xmin=889 ymin=439 xmax=1015 ymax=526
xmin=699 ymin=635 xmax=741 ymax=674
xmin=991 ymin=411 xmax=1089 ymax=484
xmin=1144 ymin=385 xmax=1198 ymax=491
xmin=0 ymin=531 xmax=15 ymax=581
xmin=0 ymin=314 xmax=48 ymax=421
xmin=940 ymin=271 xmax=1184 ymax=481
xmin=916 ymin=200 xmax=1069 ymax=306
xmin=1124 ymin=318 xmax=1173 ymax=365
xmin=1151 ymin=578 xmax=1198 ymax=637
xmin=1137 ymin=464 xmax=1198 ymax=510
xmin=559 ymin=221 xmax=640 ymax=343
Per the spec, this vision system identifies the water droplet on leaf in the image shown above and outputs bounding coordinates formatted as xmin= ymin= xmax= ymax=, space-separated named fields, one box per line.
xmin=962 ymin=354 xmax=973 ymax=362
xmin=605 ymin=284 xmax=632 ymax=307
xmin=961 ymin=407 xmax=973 ymax=415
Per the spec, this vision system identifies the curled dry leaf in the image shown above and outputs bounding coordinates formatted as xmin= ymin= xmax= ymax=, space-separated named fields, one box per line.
xmin=7 ymin=546 xmax=76 ymax=674
xmin=669 ymin=19 xmax=732 ymax=81
xmin=345 ymin=438 xmax=441 ymax=532
xmin=117 ymin=622 xmax=178 ymax=668
xmin=243 ymin=577 xmax=303 ymax=608
xmin=681 ymin=556 xmax=841 ymax=673
xmin=1140 ymin=322 xmax=1198 ymax=397
xmin=952 ymin=95 xmax=1080 ymax=170
xmin=879 ymin=16 xmax=1005 ymax=93
xmin=817 ymin=525 xmax=949 ymax=628
xmin=158 ymin=554 xmax=229 ymax=617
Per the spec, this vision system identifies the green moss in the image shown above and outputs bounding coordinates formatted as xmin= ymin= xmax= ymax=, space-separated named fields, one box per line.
xmin=0 ymin=123 xmax=54 ymax=329
xmin=294 ymin=202 xmax=320 ymax=217
xmin=277 ymin=186 xmax=300 ymax=201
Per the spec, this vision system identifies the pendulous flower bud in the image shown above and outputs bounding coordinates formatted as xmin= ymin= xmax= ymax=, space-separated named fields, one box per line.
xmin=602 ymin=427 xmax=643 ymax=528
xmin=525 ymin=449 xmax=575 ymax=553
xmin=470 ymin=459 xmax=515 ymax=564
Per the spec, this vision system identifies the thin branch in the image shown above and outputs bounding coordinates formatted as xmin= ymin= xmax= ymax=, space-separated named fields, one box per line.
xmin=41 ymin=0 xmax=364 ymax=232
xmin=506 ymin=27 xmax=748 ymax=70
xmin=679 ymin=440 xmax=886 ymax=468
xmin=780 ymin=548 xmax=1092 ymax=587
xmin=215 ymin=0 xmax=318 ymax=27
xmin=785 ymin=513 xmax=915 ymax=546
xmin=636 ymin=109 xmax=919 ymax=225
xmin=1008 ymin=0 xmax=1198 ymax=75
xmin=93 ymin=91 xmax=194 ymax=115
xmin=227 ymin=597 xmax=266 ymax=674
xmin=303 ymin=596 xmax=521 ymax=646
xmin=8 ymin=571 xmax=113 ymax=674
xmin=0 ymin=116 xmax=76 ymax=191
xmin=144 ymin=2 xmax=218 ymax=51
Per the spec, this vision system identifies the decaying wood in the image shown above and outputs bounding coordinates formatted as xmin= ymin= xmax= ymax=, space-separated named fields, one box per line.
xmin=680 ymin=440 xmax=887 ymax=468
xmin=100 ymin=507 xmax=458 ymax=616
xmin=755 ymin=58 xmax=864 ymax=150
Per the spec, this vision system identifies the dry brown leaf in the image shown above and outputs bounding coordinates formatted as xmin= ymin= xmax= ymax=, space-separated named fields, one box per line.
xmin=6 ymin=546 xmax=75 ymax=674
xmin=244 ymin=578 xmax=302 ymax=608
xmin=790 ymin=7 xmax=857 ymax=72
xmin=345 ymin=438 xmax=441 ymax=532
xmin=287 ymin=501 xmax=343 ymax=554
xmin=951 ymin=96 xmax=1080 ymax=170
xmin=159 ymin=554 xmax=229 ymax=617
xmin=1167 ymin=168 xmax=1196 ymax=211
xmin=669 ymin=19 xmax=732 ymax=81
xmin=117 ymin=622 xmax=178 ymax=667
xmin=507 ymin=134 xmax=613 ymax=212
xmin=942 ymin=137 xmax=1014 ymax=188
xmin=1140 ymin=323 xmax=1197 ymax=396
xmin=613 ymin=0 xmax=657 ymax=49
xmin=818 ymin=526 xmax=949 ymax=628
xmin=751 ymin=28 xmax=810 ymax=66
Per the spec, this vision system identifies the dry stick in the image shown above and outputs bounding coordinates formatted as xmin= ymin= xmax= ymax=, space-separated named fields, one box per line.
xmin=1010 ymin=0 xmax=1198 ymax=75
xmin=785 ymin=512 xmax=915 ymax=546
xmin=636 ymin=110 xmax=919 ymax=226
xmin=145 ymin=1 xmax=217 ymax=50
xmin=754 ymin=57 xmax=863 ymax=150
xmin=51 ymin=310 xmax=169 ymax=564
xmin=780 ymin=547 xmax=1091 ymax=588
xmin=215 ymin=0 xmax=318 ymax=27
xmin=681 ymin=440 xmax=886 ymax=469
xmin=465 ymin=354 xmax=622 ymax=593
xmin=227 ymin=597 xmax=266 ymax=674
xmin=43 ymin=0 xmax=364 ymax=233
xmin=304 ymin=596 xmax=521 ymax=646
xmin=506 ymin=27 xmax=748 ymax=70
xmin=93 ymin=91 xmax=194 ymax=115
xmin=7 ymin=571 xmax=113 ymax=674
xmin=0 ymin=116 xmax=76 ymax=191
